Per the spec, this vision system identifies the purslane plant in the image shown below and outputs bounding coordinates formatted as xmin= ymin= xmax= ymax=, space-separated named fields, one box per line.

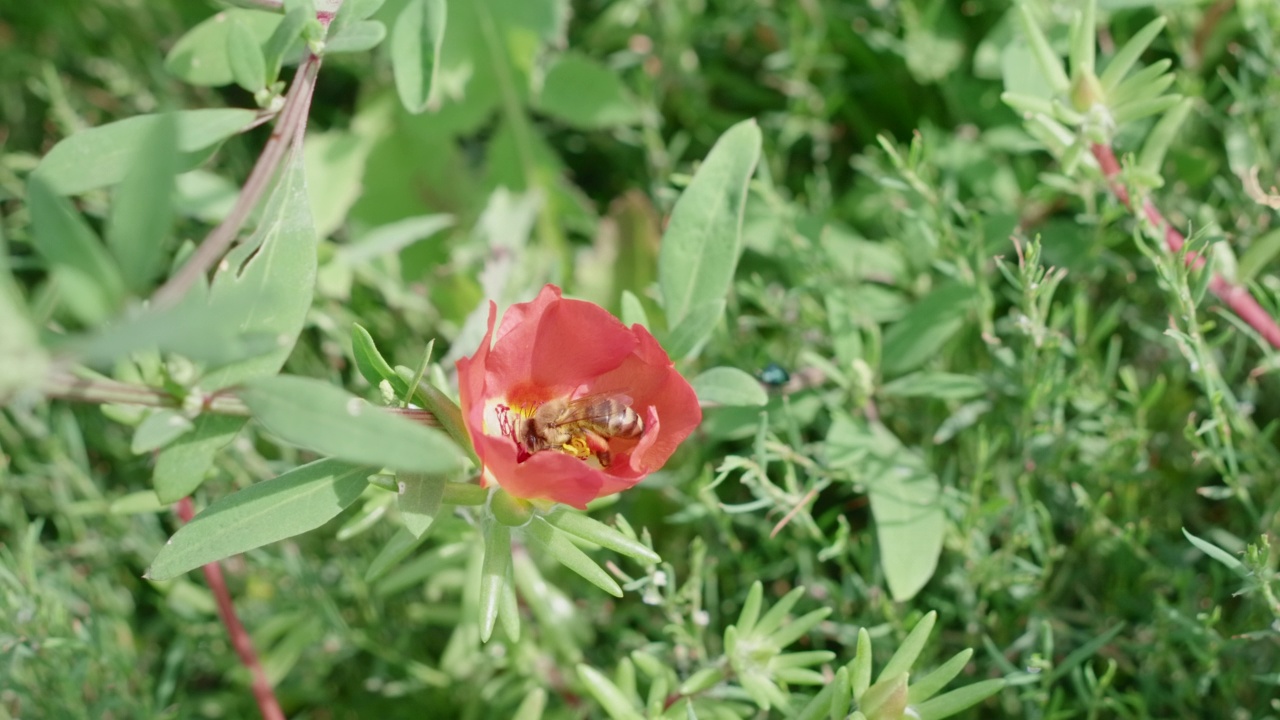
xmin=576 ymin=582 xmax=1007 ymax=720
xmin=1002 ymin=0 xmax=1280 ymax=349
xmin=3 ymin=0 xmax=1022 ymax=717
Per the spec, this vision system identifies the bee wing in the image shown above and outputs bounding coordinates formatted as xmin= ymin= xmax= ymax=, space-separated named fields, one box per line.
xmin=549 ymin=392 xmax=634 ymax=426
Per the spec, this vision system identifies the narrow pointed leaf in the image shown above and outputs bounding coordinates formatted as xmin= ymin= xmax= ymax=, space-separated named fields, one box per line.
xmin=33 ymin=109 xmax=259 ymax=194
xmin=620 ymin=289 xmax=649 ymax=328
xmin=397 ymin=471 xmax=446 ymax=538
xmin=351 ymin=322 xmax=399 ymax=389
xmin=478 ymin=520 xmax=511 ymax=642
xmin=154 ymin=415 xmax=249 ymax=503
xmin=692 ymin=366 xmax=768 ymax=407
xmin=366 ymin=525 xmax=434 ymax=582
xmin=576 ymin=664 xmax=644 ymax=720
xmin=1014 ymin=4 xmax=1069 ymax=95
xmin=736 ymin=581 xmax=765 ymax=634
xmin=662 ymin=298 xmax=724 ymax=359
xmin=391 ymin=0 xmax=447 ymax=113
xmin=658 ymin=119 xmax=761 ymax=329
xmin=228 ymin=19 xmax=268 ymax=93
xmin=1138 ymin=97 xmax=1193 ymax=176
xmin=913 ymin=679 xmax=1006 ymax=720
xmin=325 ymin=20 xmax=387 ymax=54
xmin=27 ymin=176 xmax=126 ymax=324
xmin=879 ymin=612 xmax=937 ymax=682
xmin=1183 ymin=527 xmax=1246 ymax=573
xmin=543 ymin=508 xmax=661 ymax=564
xmin=106 ymin=113 xmax=179 ymax=294
xmin=755 ymin=586 xmax=806 ymax=637
xmin=908 ymin=649 xmax=973 ymax=704
xmin=1098 ymin=17 xmax=1167 ymax=92
xmin=147 ymin=459 xmax=372 ymax=579
xmin=523 ymin=517 xmax=622 ymax=597
xmin=850 ymin=628 xmax=873 ymax=697
xmin=239 ymin=374 xmax=467 ymax=474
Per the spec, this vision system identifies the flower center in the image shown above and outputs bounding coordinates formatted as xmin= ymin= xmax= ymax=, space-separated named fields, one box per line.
xmin=489 ymin=392 xmax=641 ymax=469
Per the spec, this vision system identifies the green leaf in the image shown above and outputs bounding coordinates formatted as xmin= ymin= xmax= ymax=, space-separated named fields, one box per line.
xmin=396 ymin=367 xmax=478 ymax=466
xmin=147 ymin=458 xmax=372 ymax=580
xmin=391 ymin=0 xmax=447 ymax=113
xmin=331 ymin=0 xmax=386 ymax=30
xmin=881 ymin=283 xmax=975 ymax=375
xmin=165 ymin=9 xmax=284 ymax=87
xmin=67 ymin=284 xmax=277 ymax=369
xmin=154 ymin=153 xmax=318 ymax=501
xmin=351 ymin=323 xmax=398 ymax=388
xmin=238 ymin=375 xmax=467 ymax=474
xmin=879 ymin=372 xmax=986 ymax=400
xmin=850 ymin=627 xmax=873 ymax=697
xmin=523 ymin=517 xmax=623 ymax=597
xmin=397 ymin=471 xmax=445 ymax=538
xmin=536 ymin=52 xmax=643 ymax=129
xmin=878 ymin=611 xmax=936 ymax=681
xmin=871 ymin=467 xmax=944 ymax=601
xmin=27 ymin=175 xmax=126 ymax=324
xmin=33 ymin=109 xmax=259 ymax=195
xmin=543 ymin=508 xmax=661 ymax=564
xmin=105 ymin=113 xmax=180 ymax=294
xmin=511 ymin=688 xmax=547 ymax=720
xmin=1138 ymin=96 xmax=1193 ymax=177
xmin=576 ymin=664 xmax=644 ymax=720
xmin=109 ymin=491 xmax=166 ymax=515
xmin=478 ymin=520 xmax=511 ymax=642
xmin=1098 ymin=17 xmax=1167 ymax=93
xmin=658 ymin=119 xmax=761 ymax=330
xmin=1067 ymin=0 xmax=1096 ymax=81
xmin=131 ymin=410 xmax=195 ymax=454
xmin=1014 ymin=3 xmax=1069 ymax=95
xmin=0 ymin=243 xmax=48 ymax=402
xmin=662 ymin=298 xmax=725 ymax=360
xmin=154 ymin=415 xmax=249 ymax=503
xmin=619 ymin=289 xmax=649 ymax=328
xmin=366 ymin=524 xmax=434 ymax=582
xmin=227 ymin=19 xmax=268 ymax=94
xmin=755 ymin=586 xmax=806 ymax=637
xmin=908 ymin=649 xmax=974 ymax=704
xmin=336 ymin=214 xmax=453 ymax=265
xmin=691 ymin=366 xmax=768 ymax=407
xmin=325 ymin=20 xmax=387 ymax=54
xmin=263 ymin=6 xmax=311 ymax=79
xmin=1237 ymin=229 xmax=1280 ymax=284
xmin=736 ymin=580 xmax=765 ymax=634
xmin=913 ymin=679 xmax=1006 ymax=720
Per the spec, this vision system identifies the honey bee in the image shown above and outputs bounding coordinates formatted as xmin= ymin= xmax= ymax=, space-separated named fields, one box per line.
xmin=513 ymin=393 xmax=645 ymax=467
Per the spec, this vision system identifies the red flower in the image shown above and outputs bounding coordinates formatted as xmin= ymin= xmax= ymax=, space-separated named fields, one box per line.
xmin=456 ymin=285 xmax=701 ymax=509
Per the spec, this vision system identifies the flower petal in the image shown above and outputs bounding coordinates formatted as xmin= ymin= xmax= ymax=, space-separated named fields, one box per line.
xmin=457 ymin=301 xmax=498 ymax=455
xmin=487 ymin=285 xmax=637 ymax=393
xmin=474 ymin=433 xmax=605 ymax=509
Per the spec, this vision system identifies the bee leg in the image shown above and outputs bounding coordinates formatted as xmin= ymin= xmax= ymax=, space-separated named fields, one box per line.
xmin=581 ymin=431 xmax=612 ymax=468
xmin=560 ymin=436 xmax=593 ymax=460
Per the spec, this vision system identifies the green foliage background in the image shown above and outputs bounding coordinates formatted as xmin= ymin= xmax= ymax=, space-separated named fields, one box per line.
xmin=3 ymin=0 xmax=1280 ymax=718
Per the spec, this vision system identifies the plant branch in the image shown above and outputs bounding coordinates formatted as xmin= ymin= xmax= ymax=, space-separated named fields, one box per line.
xmin=41 ymin=368 xmax=441 ymax=426
xmin=176 ymin=498 xmax=285 ymax=720
xmin=151 ymin=12 xmax=332 ymax=310
xmin=1091 ymin=143 xmax=1280 ymax=349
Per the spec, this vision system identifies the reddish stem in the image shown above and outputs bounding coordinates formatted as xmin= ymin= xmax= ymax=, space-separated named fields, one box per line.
xmin=176 ymin=498 xmax=286 ymax=720
xmin=1091 ymin=143 xmax=1280 ymax=349
xmin=151 ymin=10 xmax=334 ymax=310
